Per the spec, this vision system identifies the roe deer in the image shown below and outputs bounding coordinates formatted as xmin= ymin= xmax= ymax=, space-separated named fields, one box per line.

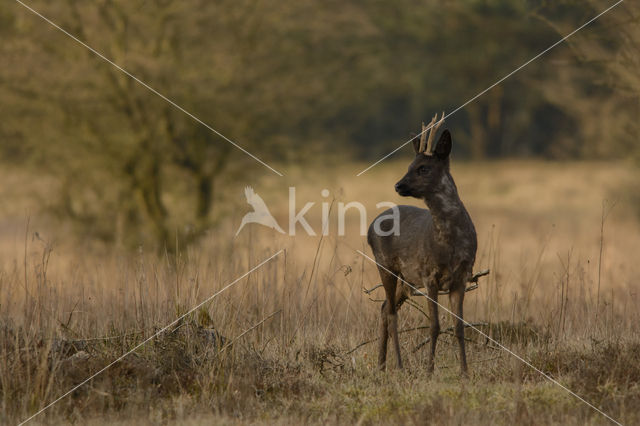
xmin=367 ymin=113 xmax=477 ymax=375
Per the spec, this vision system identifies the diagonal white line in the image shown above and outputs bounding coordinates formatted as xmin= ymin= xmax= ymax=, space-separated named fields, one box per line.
xmin=356 ymin=249 xmax=622 ymax=425
xmin=18 ymin=249 xmax=284 ymax=426
xmin=14 ymin=0 xmax=284 ymax=177
xmin=356 ymin=0 xmax=624 ymax=176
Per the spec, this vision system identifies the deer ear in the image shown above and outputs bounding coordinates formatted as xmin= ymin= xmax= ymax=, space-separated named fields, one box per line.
xmin=435 ymin=129 xmax=452 ymax=159
xmin=410 ymin=132 xmax=420 ymax=154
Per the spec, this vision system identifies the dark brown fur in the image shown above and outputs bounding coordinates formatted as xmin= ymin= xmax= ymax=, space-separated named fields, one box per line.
xmin=367 ymin=129 xmax=477 ymax=374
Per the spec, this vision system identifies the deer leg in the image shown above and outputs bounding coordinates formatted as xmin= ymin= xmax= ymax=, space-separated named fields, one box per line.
xmin=449 ymin=284 xmax=468 ymax=376
xmin=378 ymin=268 xmax=402 ymax=370
xmin=395 ymin=279 xmax=409 ymax=310
xmin=389 ymin=308 xmax=403 ymax=370
xmin=378 ymin=299 xmax=389 ymax=370
xmin=426 ymin=285 xmax=440 ymax=373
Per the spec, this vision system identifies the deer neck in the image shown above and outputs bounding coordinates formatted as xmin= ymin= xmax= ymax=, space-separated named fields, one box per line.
xmin=423 ymin=172 xmax=467 ymax=239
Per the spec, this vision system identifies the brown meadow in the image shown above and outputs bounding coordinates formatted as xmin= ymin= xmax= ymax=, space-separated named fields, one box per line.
xmin=1 ymin=160 xmax=639 ymax=425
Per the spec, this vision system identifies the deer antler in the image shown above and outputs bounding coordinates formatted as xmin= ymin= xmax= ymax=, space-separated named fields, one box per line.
xmin=418 ymin=121 xmax=429 ymax=154
xmin=421 ymin=111 xmax=445 ymax=156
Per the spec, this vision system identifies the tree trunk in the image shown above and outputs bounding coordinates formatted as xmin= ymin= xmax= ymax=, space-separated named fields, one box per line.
xmin=467 ymin=102 xmax=487 ymax=159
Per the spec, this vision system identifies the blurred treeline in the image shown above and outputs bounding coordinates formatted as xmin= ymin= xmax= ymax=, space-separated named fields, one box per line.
xmin=0 ymin=0 xmax=637 ymax=249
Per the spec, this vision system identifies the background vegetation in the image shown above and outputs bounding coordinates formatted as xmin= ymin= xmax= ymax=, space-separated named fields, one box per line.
xmin=0 ymin=0 xmax=638 ymax=248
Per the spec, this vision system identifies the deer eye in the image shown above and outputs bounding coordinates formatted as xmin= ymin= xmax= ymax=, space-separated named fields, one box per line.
xmin=417 ymin=166 xmax=428 ymax=175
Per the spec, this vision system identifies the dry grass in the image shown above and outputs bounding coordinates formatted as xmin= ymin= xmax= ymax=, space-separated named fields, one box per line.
xmin=0 ymin=160 xmax=639 ymax=425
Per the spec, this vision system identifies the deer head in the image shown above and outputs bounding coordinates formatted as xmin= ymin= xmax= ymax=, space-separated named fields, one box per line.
xmin=395 ymin=112 xmax=452 ymax=198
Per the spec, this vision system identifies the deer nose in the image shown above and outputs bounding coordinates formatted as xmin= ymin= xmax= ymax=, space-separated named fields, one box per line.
xmin=395 ymin=181 xmax=408 ymax=195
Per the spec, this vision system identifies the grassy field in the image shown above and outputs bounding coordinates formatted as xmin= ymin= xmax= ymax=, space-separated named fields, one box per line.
xmin=1 ymin=160 xmax=639 ymax=425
